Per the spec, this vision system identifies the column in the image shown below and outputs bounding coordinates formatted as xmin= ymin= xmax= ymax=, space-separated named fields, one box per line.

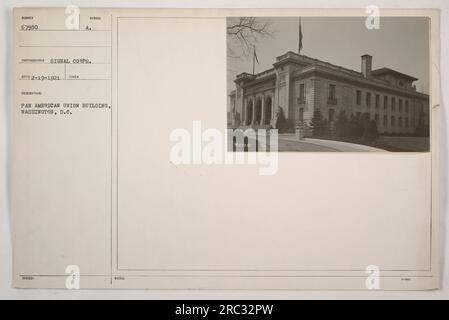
xmin=251 ymin=95 xmax=256 ymax=125
xmin=261 ymin=96 xmax=265 ymax=125
xmin=283 ymin=73 xmax=291 ymax=120
xmin=242 ymin=98 xmax=246 ymax=125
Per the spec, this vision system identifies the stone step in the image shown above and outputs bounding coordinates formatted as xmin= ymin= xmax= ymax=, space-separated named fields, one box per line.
xmin=230 ymin=124 xmax=272 ymax=130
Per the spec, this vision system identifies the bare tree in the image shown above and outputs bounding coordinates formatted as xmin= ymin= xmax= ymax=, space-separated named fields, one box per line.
xmin=227 ymin=17 xmax=275 ymax=60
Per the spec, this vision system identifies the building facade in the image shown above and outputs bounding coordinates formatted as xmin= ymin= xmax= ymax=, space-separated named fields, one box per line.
xmin=229 ymin=52 xmax=429 ymax=135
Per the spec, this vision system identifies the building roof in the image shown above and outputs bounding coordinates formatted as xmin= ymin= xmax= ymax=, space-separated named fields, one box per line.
xmin=370 ymin=67 xmax=418 ymax=81
xmin=276 ymin=51 xmax=364 ymax=78
xmin=276 ymin=51 xmax=420 ymax=83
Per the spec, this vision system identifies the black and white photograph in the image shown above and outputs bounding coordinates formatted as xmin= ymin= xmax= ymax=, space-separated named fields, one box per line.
xmin=227 ymin=17 xmax=430 ymax=152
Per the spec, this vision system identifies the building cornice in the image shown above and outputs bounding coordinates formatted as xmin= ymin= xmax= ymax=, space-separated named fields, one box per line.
xmin=240 ymin=73 xmax=276 ymax=89
xmin=293 ymin=65 xmax=429 ymax=100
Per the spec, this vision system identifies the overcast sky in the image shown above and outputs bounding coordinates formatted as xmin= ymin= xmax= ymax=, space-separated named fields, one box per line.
xmin=227 ymin=17 xmax=429 ymax=94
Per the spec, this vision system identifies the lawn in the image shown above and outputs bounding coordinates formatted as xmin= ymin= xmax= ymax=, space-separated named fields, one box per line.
xmin=375 ymin=136 xmax=430 ymax=152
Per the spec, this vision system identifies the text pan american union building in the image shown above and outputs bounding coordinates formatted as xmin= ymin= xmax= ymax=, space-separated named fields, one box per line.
xmin=228 ymin=52 xmax=429 ymax=135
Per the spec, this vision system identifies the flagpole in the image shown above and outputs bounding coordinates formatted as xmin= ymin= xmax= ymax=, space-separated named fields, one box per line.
xmin=298 ymin=17 xmax=300 ymax=53
xmin=298 ymin=17 xmax=302 ymax=54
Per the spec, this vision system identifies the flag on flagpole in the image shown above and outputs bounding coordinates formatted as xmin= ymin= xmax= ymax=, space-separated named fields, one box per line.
xmin=298 ymin=17 xmax=303 ymax=54
xmin=252 ymin=45 xmax=259 ymax=74
xmin=254 ymin=46 xmax=259 ymax=64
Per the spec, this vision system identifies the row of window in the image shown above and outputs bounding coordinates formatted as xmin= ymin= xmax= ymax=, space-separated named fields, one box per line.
xmin=355 ymin=90 xmax=410 ymax=113
xmin=298 ymin=83 xmax=412 ymax=114
xmin=345 ymin=112 xmax=411 ymax=128
xmin=298 ymin=107 xmax=410 ymax=129
xmin=297 ymin=83 xmax=423 ymax=124
xmin=343 ymin=111 xmax=410 ymax=128
xmin=382 ymin=115 xmax=409 ymax=128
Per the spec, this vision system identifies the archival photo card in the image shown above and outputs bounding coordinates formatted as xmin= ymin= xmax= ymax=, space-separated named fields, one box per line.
xmin=11 ymin=8 xmax=439 ymax=290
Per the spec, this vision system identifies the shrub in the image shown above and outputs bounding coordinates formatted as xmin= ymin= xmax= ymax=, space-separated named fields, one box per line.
xmin=415 ymin=111 xmax=429 ymax=137
xmin=335 ymin=110 xmax=349 ymax=138
xmin=363 ymin=119 xmax=379 ymax=143
xmin=275 ymin=107 xmax=287 ymax=133
xmin=310 ymin=109 xmax=325 ymax=136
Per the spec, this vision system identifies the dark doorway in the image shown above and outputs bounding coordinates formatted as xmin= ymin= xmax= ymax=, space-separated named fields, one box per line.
xmin=255 ymin=98 xmax=262 ymax=124
xmin=246 ymin=100 xmax=253 ymax=125
xmin=264 ymin=96 xmax=272 ymax=125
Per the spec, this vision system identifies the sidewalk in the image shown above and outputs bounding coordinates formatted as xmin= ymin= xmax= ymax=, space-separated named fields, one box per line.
xmin=278 ymin=134 xmax=388 ymax=152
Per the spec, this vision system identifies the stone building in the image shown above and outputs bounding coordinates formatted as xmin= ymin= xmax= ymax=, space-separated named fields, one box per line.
xmin=228 ymin=52 xmax=429 ymax=135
